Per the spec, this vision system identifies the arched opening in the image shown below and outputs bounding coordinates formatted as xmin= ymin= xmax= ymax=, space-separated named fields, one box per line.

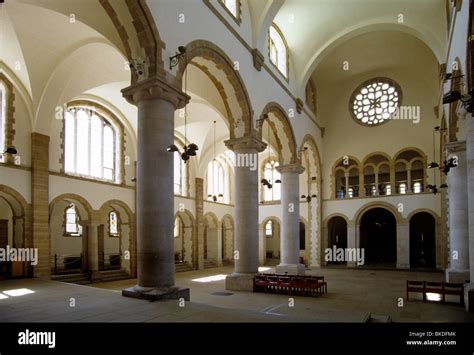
xmin=174 ymin=211 xmax=194 ymax=270
xmin=0 ymin=195 xmax=25 ymax=278
xmin=360 ymin=208 xmax=397 ymax=265
xmin=264 ymin=219 xmax=280 ymax=261
xmin=49 ymin=197 xmax=91 ymax=275
xmin=409 ymin=212 xmax=436 ymax=269
xmin=203 ymin=213 xmax=219 ymax=268
xmin=221 ymin=215 xmax=234 ymax=265
xmin=327 ymin=216 xmax=347 ymax=265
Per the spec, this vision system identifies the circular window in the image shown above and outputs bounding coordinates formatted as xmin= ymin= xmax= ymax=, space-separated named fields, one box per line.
xmin=350 ymin=78 xmax=402 ymax=126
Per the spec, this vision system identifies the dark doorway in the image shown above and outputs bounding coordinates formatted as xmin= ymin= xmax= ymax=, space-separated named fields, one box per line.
xmin=360 ymin=208 xmax=396 ymax=265
xmin=327 ymin=216 xmax=347 ymax=264
xmin=410 ymin=212 xmax=436 ymax=268
xmin=299 ymin=222 xmax=305 ymax=250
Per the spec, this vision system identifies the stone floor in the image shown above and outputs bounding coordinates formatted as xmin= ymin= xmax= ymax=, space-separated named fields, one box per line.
xmin=0 ymin=266 xmax=472 ymax=323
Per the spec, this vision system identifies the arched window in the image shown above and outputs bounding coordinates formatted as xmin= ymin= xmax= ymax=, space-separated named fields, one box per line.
xmin=109 ymin=211 xmax=119 ymax=237
xmin=269 ymin=24 xmax=288 ymax=78
xmin=0 ymin=80 xmax=6 ymax=156
xmin=265 ymin=220 xmax=273 ymax=237
xmin=174 ymin=217 xmax=181 ymax=238
xmin=399 ymin=183 xmax=407 ymax=195
xmin=207 ymin=159 xmax=229 ymax=203
xmin=65 ymin=204 xmax=82 ymax=236
xmin=347 ymin=188 xmax=354 ymax=198
xmin=413 ymin=182 xmax=422 ymax=194
xmin=220 ymin=0 xmax=240 ymax=22
xmin=64 ymin=105 xmax=120 ymax=182
xmin=174 ymin=141 xmax=187 ymax=196
xmin=264 ymin=160 xmax=281 ymax=201
xmin=351 ymin=78 xmax=401 ymax=126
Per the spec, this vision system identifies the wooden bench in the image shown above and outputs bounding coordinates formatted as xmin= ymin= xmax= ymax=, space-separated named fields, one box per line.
xmin=406 ymin=280 xmax=464 ymax=305
xmin=254 ymin=274 xmax=327 ymax=297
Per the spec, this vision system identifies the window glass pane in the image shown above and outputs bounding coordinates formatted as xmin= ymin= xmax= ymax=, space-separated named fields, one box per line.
xmin=103 ymin=126 xmax=114 ymax=168
xmin=399 ymin=183 xmax=406 ymax=194
xmin=174 ymin=218 xmax=180 ymax=238
xmin=223 ymin=0 xmax=237 ymax=17
xmin=64 ymin=111 xmax=75 ymax=173
xmin=274 ymin=163 xmax=281 ymax=200
xmin=76 ymin=110 xmax=89 ymax=175
xmin=64 ymin=106 xmax=118 ymax=182
xmin=265 ymin=221 xmax=273 ymax=237
xmin=66 ymin=206 xmax=77 ymax=233
xmin=269 ymin=26 xmax=287 ymax=77
xmin=109 ymin=211 xmax=118 ymax=235
xmin=174 ymin=153 xmax=181 ymax=194
xmin=90 ymin=115 xmax=102 ymax=178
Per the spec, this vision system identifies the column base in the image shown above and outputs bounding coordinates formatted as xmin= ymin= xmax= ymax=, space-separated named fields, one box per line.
xmin=465 ymin=283 xmax=474 ymax=313
xmin=225 ymin=272 xmax=256 ymax=292
xmin=445 ymin=269 xmax=470 ymax=283
xmin=122 ymin=284 xmax=190 ymax=301
xmin=275 ymin=263 xmax=306 ymax=275
xmin=89 ymin=270 xmax=102 ymax=283
xmin=396 ymin=263 xmax=410 ymax=270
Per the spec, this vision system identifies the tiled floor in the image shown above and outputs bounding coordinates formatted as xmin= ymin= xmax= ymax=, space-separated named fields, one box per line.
xmin=0 ymin=266 xmax=472 ymax=323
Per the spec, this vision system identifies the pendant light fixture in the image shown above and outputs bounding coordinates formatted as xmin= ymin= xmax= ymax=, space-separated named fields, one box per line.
xmin=167 ymin=46 xmax=199 ymax=163
xmin=207 ymin=120 xmax=223 ymax=202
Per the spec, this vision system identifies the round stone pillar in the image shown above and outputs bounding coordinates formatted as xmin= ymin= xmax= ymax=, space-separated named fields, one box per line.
xmin=121 ymin=76 xmax=190 ymax=301
xmin=224 ymin=135 xmax=266 ymax=291
xmin=445 ymin=141 xmax=469 ymax=283
xmin=275 ymin=163 xmax=306 ymax=275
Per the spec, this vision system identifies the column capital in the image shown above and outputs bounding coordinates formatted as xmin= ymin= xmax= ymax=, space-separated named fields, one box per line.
xmin=225 ymin=135 xmax=267 ymax=152
xmin=277 ymin=163 xmax=305 ymax=174
xmin=121 ymin=75 xmax=189 ymax=109
xmin=445 ymin=140 xmax=466 ymax=154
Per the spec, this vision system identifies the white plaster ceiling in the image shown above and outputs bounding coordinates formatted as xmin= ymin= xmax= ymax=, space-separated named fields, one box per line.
xmin=268 ymin=0 xmax=446 ymax=92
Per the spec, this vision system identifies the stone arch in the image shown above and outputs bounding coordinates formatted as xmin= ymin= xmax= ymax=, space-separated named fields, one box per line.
xmin=174 ymin=209 xmax=195 ymax=267
xmin=361 ymin=151 xmax=392 ymax=167
xmin=323 ymin=213 xmax=351 ymax=228
xmin=176 ymin=40 xmax=254 ymax=138
xmin=354 ymin=202 xmax=403 ymax=226
xmin=393 ymin=147 xmax=427 ymax=161
xmin=408 ymin=209 xmax=440 ymax=269
xmin=261 ymin=216 xmax=281 ymax=261
xmin=99 ymin=199 xmax=136 ymax=276
xmin=100 ymin=0 xmax=166 ymax=81
xmin=259 ymin=102 xmax=298 ymax=165
xmin=300 ymin=22 xmax=444 ymax=97
xmin=49 ymin=193 xmax=93 ymax=219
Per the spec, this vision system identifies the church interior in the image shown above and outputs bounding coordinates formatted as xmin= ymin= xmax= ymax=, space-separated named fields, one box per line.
xmin=1 ymin=0 xmax=474 ymax=333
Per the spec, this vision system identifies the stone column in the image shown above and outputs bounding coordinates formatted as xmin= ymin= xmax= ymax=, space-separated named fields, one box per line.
xmin=217 ymin=221 xmax=223 ymax=267
xmin=31 ymin=133 xmax=50 ymax=279
xmin=445 ymin=141 xmax=469 ymax=283
xmin=347 ymin=223 xmax=357 ymax=267
xmin=464 ymin=109 xmax=474 ymax=311
xmin=121 ymin=76 xmax=190 ymax=301
xmin=225 ymin=135 xmax=266 ymax=291
xmin=82 ymin=214 xmax=101 ymax=282
xmin=397 ymin=223 xmax=410 ymax=269
xmin=344 ymin=173 xmax=349 ymax=197
xmin=374 ymin=170 xmax=379 ymax=196
xmin=275 ymin=163 xmax=306 ymax=275
xmin=406 ymin=169 xmax=413 ymax=194
xmin=195 ymin=178 xmax=204 ymax=270
xmin=258 ymin=223 xmax=266 ymax=266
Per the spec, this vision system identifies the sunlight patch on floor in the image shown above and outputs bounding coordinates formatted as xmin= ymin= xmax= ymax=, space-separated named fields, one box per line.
xmin=191 ymin=274 xmax=227 ymax=283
